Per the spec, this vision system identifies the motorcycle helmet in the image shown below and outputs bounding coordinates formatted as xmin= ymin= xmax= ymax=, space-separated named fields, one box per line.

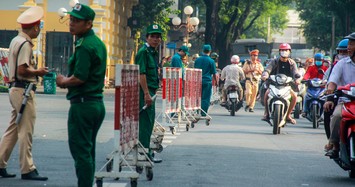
xmin=336 ymin=39 xmax=349 ymax=50
xmin=211 ymin=52 xmax=219 ymax=60
xmin=314 ymin=53 xmax=324 ymax=67
xmin=230 ymin=55 xmax=240 ymax=64
xmin=279 ymin=43 xmax=291 ymax=58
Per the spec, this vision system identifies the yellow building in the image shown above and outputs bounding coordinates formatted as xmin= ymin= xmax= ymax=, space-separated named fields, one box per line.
xmin=0 ymin=0 xmax=138 ymax=84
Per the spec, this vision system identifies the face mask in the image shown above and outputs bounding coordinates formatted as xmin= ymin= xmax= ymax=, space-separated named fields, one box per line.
xmin=315 ymin=61 xmax=322 ymax=66
xmin=280 ymin=51 xmax=290 ymax=58
xmin=337 ymin=54 xmax=347 ymax=60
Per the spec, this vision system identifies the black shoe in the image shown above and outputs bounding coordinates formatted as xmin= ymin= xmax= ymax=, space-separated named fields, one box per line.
xmin=325 ymin=150 xmax=339 ymax=159
xmin=151 ymin=157 xmax=163 ymax=163
xmin=249 ymin=108 xmax=254 ymax=112
xmin=21 ymin=169 xmax=48 ymax=181
xmin=244 ymin=105 xmax=249 ymax=112
xmin=0 ymin=168 xmax=16 ymax=178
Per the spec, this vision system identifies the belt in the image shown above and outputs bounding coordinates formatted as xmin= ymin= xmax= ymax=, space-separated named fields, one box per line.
xmin=70 ymin=96 xmax=103 ymax=104
xmin=10 ymin=82 xmax=37 ymax=91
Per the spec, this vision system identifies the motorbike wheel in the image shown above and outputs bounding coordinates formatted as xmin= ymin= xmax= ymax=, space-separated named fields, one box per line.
xmin=230 ymin=102 xmax=236 ymax=116
xmin=312 ymin=104 xmax=319 ymax=129
xmin=272 ymin=105 xmax=282 ymax=135
xmin=294 ymin=103 xmax=300 ymax=119
xmin=349 ymin=170 xmax=355 ymax=178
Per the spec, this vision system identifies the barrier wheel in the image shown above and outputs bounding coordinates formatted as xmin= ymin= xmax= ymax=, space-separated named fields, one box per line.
xmin=106 ymin=159 xmax=113 ymax=172
xmin=96 ymin=178 xmax=103 ymax=187
xmin=170 ymin=126 xmax=176 ymax=134
xmin=186 ymin=124 xmax=189 ymax=131
xmin=146 ymin=167 xmax=153 ymax=181
xmin=130 ymin=178 xmax=138 ymax=187
xmin=206 ymin=120 xmax=210 ymax=126
xmin=191 ymin=122 xmax=195 ymax=128
xmin=157 ymin=144 xmax=163 ymax=153
xmin=136 ymin=166 xmax=143 ymax=174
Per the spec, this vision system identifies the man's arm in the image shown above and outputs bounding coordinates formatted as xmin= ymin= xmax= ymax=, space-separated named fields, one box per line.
xmin=139 ymin=74 xmax=153 ymax=106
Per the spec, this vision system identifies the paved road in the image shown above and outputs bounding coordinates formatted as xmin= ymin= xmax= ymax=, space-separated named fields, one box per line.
xmin=0 ymin=88 xmax=354 ymax=187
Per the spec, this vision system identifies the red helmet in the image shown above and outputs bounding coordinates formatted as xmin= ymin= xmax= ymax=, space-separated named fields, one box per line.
xmin=279 ymin=43 xmax=291 ymax=51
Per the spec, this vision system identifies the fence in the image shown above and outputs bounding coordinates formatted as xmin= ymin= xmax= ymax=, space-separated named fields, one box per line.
xmin=0 ymin=48 xmax=9 ymax=85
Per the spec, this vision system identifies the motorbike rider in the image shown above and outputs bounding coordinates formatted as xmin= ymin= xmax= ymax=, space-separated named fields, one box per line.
xmin=324 ymin=33 xmax=355 ymax=158
xmin=261 ymin=43 xmax=300 ymax=124
xmin=323 ymin=56 xmax=331 ymax=68
xmin=294 ymin=58 xmax=306 ymax=79
xmin=323 ymin=39 xmax=349 ymax=144
xmin=301 ymin=53 xmax=328 ymax=117
xmin=220 ymin=55 xmax=245 ymax=105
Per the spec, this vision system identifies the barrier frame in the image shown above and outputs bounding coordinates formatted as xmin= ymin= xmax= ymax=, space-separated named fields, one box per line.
xmin=95 ymin=64 xmax=153 ymax=187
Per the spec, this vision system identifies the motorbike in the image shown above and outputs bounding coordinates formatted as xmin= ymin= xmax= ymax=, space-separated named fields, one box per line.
xmin=329 ymin=83 xmax=355 ymax=178
xmin=302 ymin=78 xmax=325 ymax=128
xmin=222 ymin=85 xmax=243 ymax=116
xmin=293 ymin=83 xmax=306 ymax=119
xmin=266 ymin=74 xmax=294 ymax=134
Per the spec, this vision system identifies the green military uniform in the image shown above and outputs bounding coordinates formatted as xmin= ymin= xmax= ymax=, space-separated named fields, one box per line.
xmin=194 ymin=45 xmax=216 ymax=116
xmin=66 ymin=4 xmax=107 ymax=187
xmin=135 ymin=44 xmax=159 ymax=149
xmin=135 ymin=24 xmax=162 ymax=152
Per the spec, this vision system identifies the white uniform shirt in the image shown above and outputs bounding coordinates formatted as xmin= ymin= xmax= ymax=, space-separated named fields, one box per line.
xmin=221 ymin=64 xmax=245 ymax=89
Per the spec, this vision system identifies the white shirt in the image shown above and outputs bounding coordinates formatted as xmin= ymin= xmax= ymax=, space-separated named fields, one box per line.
xmin=221 ymin=64 xmax=245 ymax=89
xmin=328 ymin=57 xmax=355 ymax=86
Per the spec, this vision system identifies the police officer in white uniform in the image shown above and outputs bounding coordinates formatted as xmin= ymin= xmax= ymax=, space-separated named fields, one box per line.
xmin=0 ymin=6 xmax=48 ymax=180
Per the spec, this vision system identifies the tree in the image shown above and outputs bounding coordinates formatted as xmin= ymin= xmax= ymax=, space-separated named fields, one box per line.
xmin=130 ymin=0 xmax=177 ymax=41
xmin=295 ymin=0 xmax=355 ymax=51
xmin=189 ymin=0 xmax=289 ymax=68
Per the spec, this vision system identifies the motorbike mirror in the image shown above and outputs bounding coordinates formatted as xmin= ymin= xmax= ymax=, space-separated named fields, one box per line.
xmin=318 ymin=69 xmax=325 ymax=75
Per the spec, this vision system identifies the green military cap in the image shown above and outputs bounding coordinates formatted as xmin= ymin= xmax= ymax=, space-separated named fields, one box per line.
xmin=67 ymin=3 xmax=95 ymax=20
xmin=203 ymin=44 xmax=212 ymax=52
xmin=146 ymin=24 xmax=163 ymax=34
xmin=179 ymin=45 xmax=189 ymax=55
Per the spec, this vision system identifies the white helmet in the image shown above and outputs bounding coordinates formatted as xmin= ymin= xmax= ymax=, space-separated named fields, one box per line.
xmin=231 ymin=55 xmax=240 ymax=64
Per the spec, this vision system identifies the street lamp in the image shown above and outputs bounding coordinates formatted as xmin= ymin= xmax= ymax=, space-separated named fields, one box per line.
xmin=172 ymin=5 xmax=199 ymax=47
xmin=57 ymin=0 xmax=80 ymax=23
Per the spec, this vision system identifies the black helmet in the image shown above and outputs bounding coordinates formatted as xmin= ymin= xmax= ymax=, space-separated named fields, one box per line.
xmin=345 ymin=32 xmax=355 ymax=40
xmin=294 ymin=57 xmax=301 ymax=63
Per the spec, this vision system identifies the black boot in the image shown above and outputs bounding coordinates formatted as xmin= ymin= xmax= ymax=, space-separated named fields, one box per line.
xmin=0 ymin=168 xmax=16 ymax=178
xmin=21 ymin=169 xmax=48 ymax=181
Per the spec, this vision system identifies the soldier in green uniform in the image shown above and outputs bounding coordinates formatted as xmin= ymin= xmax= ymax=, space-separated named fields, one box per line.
xmin=56 ymin=3 xmax=107 ymax=187
xmin=194 ymin=44 xmax=218 ymax=116
xmin=135 ymin=24 xmax=163 ymax=163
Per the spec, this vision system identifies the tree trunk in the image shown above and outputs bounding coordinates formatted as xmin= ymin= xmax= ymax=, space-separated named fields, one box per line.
xmin=203 ymin=0 xmax=220 ymax=49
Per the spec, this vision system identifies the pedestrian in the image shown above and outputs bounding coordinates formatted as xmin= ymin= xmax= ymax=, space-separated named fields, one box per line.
xmin=134 ymin=24 xmax=163 ymax=163
xmin=0 ymin=6 xmax=48 ymax=180
xmin=170 ymin=45 xmax=189 ymax=74
xmin=243 ymin=49 xmax=264 ymax=112
xmin=55 ymin=3 xmax=106 ymax=187
xmin=187 ymin=53 xmax=199 ymax=68
xmin=194 ymin=44 xmax=218 ymax=116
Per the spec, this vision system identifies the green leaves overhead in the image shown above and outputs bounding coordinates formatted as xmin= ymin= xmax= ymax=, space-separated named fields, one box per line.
xmin=295 ymin=0 xmax=355 ymax=51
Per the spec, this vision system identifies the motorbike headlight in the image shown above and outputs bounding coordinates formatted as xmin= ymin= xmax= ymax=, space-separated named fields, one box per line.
xmin=311 ymin=79 xmax=322 ymax=87
xmin=276 ymin=76 xmax=287 ymax=85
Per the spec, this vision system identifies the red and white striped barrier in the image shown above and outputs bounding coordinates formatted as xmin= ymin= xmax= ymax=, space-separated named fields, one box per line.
xmin=183 ymin=68 xmax=202 ymax=110
xmin=0 ymin=48 xmax=10 ymax=84
xmin=114 ymin=64 xmax=140 ymax=153
xmin=161 ymin=67 xmax=182 ymax=126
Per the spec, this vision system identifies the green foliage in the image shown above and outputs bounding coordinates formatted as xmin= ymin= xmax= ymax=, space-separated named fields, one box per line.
xmin=131 ymin=0 xmax=178 ymax=40
xmin=295 ymin=0 xmax=355 ymax=51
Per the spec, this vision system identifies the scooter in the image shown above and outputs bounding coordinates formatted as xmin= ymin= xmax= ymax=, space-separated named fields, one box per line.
xmin=329 ymin=83 xmax=355 ymax=178
xmin=302 ymin=78 xmax=325 ymax=129
xmin=222 ymin=85 xmax=243 ymax=116
xmin=293 ymin=82 xmax=306 ymax=119
xmin=267 ymin=74 xmax=294 ymax=134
